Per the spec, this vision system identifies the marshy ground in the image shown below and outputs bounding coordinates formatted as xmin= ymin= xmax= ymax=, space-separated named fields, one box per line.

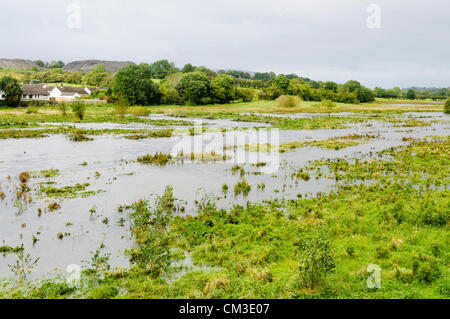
xmin=0 ymin=100 xmax=448 ymax=298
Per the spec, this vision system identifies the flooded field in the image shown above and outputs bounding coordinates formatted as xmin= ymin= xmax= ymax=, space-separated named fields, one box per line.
xmin=1 ymin=110 xmax=448 ymax=279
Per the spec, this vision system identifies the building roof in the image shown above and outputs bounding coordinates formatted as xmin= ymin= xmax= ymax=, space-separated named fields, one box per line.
xmin=57 ymin=86 xmax=89 ymax=95
xmin=22 ymin=84 xmax=50 ymax=96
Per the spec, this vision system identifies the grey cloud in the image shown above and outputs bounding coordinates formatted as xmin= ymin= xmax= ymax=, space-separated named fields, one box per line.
xmin=0 ymin=0 xmax=449 ymax=88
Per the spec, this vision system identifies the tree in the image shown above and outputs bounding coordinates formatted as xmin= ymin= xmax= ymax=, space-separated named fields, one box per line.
xmin=176 ymin=72 xmax=211 ymax=105
xmin=49 ymin=60 xmax=65 ymax=69
xmin=343 ymin=80 xmax=361 ymax=93
xmin=150 ymin=60 xmax=175 ymax=79
xmin=82 ymin=65 xmax=110 ymax=86
xmin=211 ymin=74 xmax=235 ymax=103
xmin=272 ymin=75 xmax=290 ymax=93
xmin=253 ymin=72 xmax=275 ymax=82
xmin=322 ymin=81 xmax=338 ymax=93
xmin=159 ymin=73 xmax=184 ymax=105
xmin=406 ymin=89 xmax=416 ymax=100
xmin=112 ymin=63 xmax=160 ymax=105
xmin=0 ymin=76 xmax=22 ymax=107
xmin=181 ymin=63 xmax=195 ymax=73
xmin=34 ymin=60 xmax=45 ymax=68
xmin=357 ymin=86 xmax=375 ymax=103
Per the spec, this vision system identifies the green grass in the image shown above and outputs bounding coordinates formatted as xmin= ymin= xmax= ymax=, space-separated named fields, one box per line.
xmin=39 ymin=183 xmax=102 ymax=199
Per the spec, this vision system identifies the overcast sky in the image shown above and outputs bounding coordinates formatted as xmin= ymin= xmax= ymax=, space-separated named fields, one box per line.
xmin=1 ymin=0 xmax=449 ymax=88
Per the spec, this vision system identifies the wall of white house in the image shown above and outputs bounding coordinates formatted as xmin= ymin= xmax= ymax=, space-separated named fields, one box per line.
xmin=22 ymin=94 xmax=50 ymax=100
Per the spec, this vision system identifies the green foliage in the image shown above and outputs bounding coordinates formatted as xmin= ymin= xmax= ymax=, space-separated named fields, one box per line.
xmin=176 ymin=72 xmax=212 ymax=105
xmin=211 ymin=74 xmax=235 ymax=103
xmin=126 ymin=186 xmax=180 ymax=278
xmin=0 ymin=76 xmax=22 ymax=107
xmin=58 ymin=103 xmax=67 ymax=116
xmin=322 ymin=81 xmax=338 ymax=93
xmin=159 ymin=73 xmax=184 ymax=105
xmin=272 ymin=75 xmax=290 ymax=93
xmin=137 ymin=153 xmax=173 ymax=166
xmin=82 ymin=65 xmax=111 ymax=87
xmin=406 ymin=89 xmax=417 ymax=100
xmin=71 ymin=101 xmax=86 ymax=120
xmin=112 ymin=63 xmax=161 ymax=105
xmin=113 ymin=95 xmax=129 ymax=116
xmin=8 ymin=246 xmax=40 ymax=283
xmin=234 ymin=179 xmax=251 ymax=195
xmin=297 ymin=231 xmax=335 ymax=289
xmin=29 ymin=281 xmax=75 ymax=299
xmin=444 ymin=99 xmax=450 ymax=114
xmin=236 ymin=87 xmax=254 ymax=102
xmin=276 ymin=95 xmax=301 ymax=108
xmin=151 ymin=60 xmax=175 ymax=79
xmin=83 ymin=243 xmax=111 ymax=276
xmin=321 ymin=99 xmax=337 ymax=114
xmin=181 ymin=63 xmax=195 ymax=73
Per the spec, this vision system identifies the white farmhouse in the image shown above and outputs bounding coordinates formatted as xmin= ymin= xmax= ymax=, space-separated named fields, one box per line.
xmin=49 ymin=86 xmax=92 ymax=102
xmin=21 ymin=84 xmax=51 ymax=100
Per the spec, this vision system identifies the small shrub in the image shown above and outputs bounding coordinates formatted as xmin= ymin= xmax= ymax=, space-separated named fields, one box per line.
xmin=297 ymin=232 xmax=335 ymax=289
xmin=236 ymin=88 xmax=255 ymax=102
xmin=90 ymin=285 xmax=119 ymax=299
xmin=412 ymin=258 xmax=442 ymax=283
xmin=129 ymin=106 xmax=150 ymax=116
xmin=234 ymin=179 xmax=251 ymax=196
xmin=82 ymin=243 xmax=111 ymax=277
xmin=58 ymin=103 xmax=67 ymax=116
xmin=444 ymin=99 xmax=450 ymax=114
xmin=276 ymin=95 xmax=301 ymax=108
xmin=26 ymin=106 xmax=39 ymax=114
xmin=71 ymin=101 xmax=86 ymax=120
xmin=68 ymin=130 xmax=93 ymax=142
xmin=114 ymin=96 xmax=129 ymax=117
xmin=321 ymin=99 xmax=337 ymax=115
xmin=137 ymin=153 xmax=173 ymax=166
xmin=126 ymin=186 xmax=179 ymax=278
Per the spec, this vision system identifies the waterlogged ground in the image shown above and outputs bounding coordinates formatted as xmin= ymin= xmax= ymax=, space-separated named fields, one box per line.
xmin=0 ymin=109 xmax=449 ymax=285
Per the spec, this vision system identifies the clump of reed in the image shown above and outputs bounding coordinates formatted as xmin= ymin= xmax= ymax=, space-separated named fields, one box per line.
xmin=234 ymin=179 xmax=251 ymax=196
xmin=137 ymin=153 xmax=173 ymax=166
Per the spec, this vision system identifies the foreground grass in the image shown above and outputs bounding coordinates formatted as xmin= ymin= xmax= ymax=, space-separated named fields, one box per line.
xmin=2 ymin=137 xmax=448 ymax=299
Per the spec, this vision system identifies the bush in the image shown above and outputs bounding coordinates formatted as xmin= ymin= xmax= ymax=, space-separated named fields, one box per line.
xmin=71 ymin=101 xmax=86 ymax=120
xmin=297 ymin=232 xmax=335 ymax=289
xmin=58 ymin=103 xmax=67 ymax=116
xmin=444 ymin=99 xmax=450 ymax=114
xmin=113 ymin=96 xmax=129 ymax=117
xmin=276 ymin=95 xmax=301 ymax=108
xmin=129 ymin=106 xmax=150 ymax=116
xmin=236 ymin=88 xmax=254 ymax=102
xmin=127 ymin=187 xmax=179 ymax=278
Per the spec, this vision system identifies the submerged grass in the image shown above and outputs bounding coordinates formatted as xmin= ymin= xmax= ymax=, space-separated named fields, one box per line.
xmin=246 ymin=134 xmax=373 ymax=153
xmin=39 ymin=183 xmax=101 ymax=199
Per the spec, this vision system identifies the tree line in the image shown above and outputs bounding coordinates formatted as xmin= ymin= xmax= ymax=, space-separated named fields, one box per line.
xmin=1 ymin=59 xmax=449 ymax=107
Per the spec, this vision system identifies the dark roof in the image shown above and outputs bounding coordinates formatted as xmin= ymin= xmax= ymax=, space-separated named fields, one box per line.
xmin=21 ymin=84 xmax=50 ymax=96
xmin=57 ymin=86 xmax=89 ymax=95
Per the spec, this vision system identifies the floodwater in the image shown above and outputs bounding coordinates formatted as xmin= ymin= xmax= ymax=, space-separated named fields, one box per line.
xmin=0 ymin=112 xmax=449 ymax=277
